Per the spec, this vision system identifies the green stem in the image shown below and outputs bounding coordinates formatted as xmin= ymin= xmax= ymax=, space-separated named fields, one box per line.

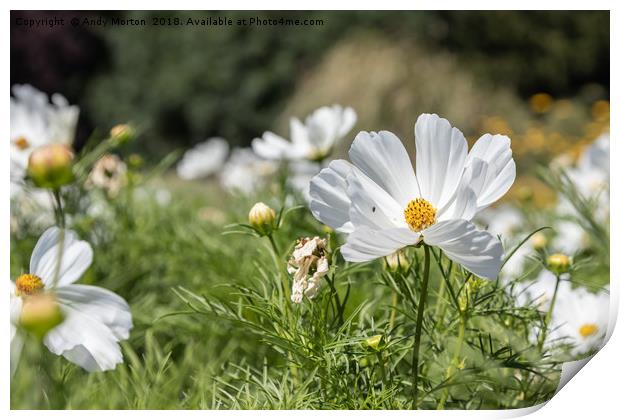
xmin=389 ymin=289 xmax=398 ymax=332
xmin=53 ymin=189 xmax=65 ymax=228
xmin=412 ymin=244 xmax=431 ymax=409
xmin=265 ymin=233 xmax=299 ymax=388
xmin=538 ymin=274 xmax=561 ymax=352
xmin=437 ymin=317 xmax=466 ymax=409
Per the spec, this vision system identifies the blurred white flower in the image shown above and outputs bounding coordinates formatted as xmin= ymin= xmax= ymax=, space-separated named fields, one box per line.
xmin=288 ymin=237 xmax=329 ymax=303
xmin=309 ymin=113 xmax=515 ymax=279
xmin=482 ymin=205 xmax=524 ymax=239
xmin=252 ymin=105 xmax=357 ymax=162
xmin=10 ymin=84 xmax=79 ymax=193
xmin=176 ymin=138 xmax=229 ymax=180
xmin=513 ymin=270 xmax=569 ymax=310
xmin=10 ymin=227 xmax=133 ymax=372
xmin=219 ymin=148 xmax=278 ymax=194
xmin=558 ymin=132 xmax=610 ymax=219
xmin=548 ymin=288 xmax=609 ymax=357
xmin=552 ymin=220 xmax=588 ymax=255
xmin=287 ymin=160 xmax=323 ymax=201
xmin=87 ymin=154 xmax=128 ymax=198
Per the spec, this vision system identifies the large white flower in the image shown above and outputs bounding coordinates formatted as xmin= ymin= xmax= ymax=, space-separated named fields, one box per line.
xmin=548 ymin=288 xmax=609 ymax=357
xmin=219 ymin=148 xmax=278 ymax=194
xmin=252 ymin=105 xmax=357 ymax=162
xmin=176 ymin=137 xmax=230 ymax=180
xmin=10 ymin=84 xmax=79 ymax=190
xmin=309 ymin=113 xmax=516 ymax=279
xmin=10 ymin=227 xmax=132 ymax=372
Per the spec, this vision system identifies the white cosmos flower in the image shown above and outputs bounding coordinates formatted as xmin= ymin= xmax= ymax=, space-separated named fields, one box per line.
xmin=552 ymin=219 xmax=589 ymax=255
xmin=558 ymin=132 xmax=610 ymax=220
xmin=252 ymin=105 xmax=357 ymax=162
xmin=548 ymin=288 xmax=609 ymax=357
xmin=176 ymin=137 xmax=230 ymax=180
xmin=10 ymin=84 xmax=79 ymax=193
xmin=10 ymin=227 xmax=132 ymax=372
xmin=513 ymin=270 xmax=570 ymax=310
xmin=309 ymin=113 xmax=516 ymax=279
xmin=219 ymin=148 xmax=278 ymax=194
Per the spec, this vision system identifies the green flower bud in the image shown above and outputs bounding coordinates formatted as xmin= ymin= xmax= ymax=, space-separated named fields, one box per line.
xmin=546 ymin=253 xmax=572 ymax=275
xmin=363 ymin=334 xmax=386 ymax=351
xmin=383 ymin=250 xmax=410 ymax=273
xmin=110 ymin=124 xmax=135 ymax=145
xmin=249 ymin=202 xmax=276 ymax=235
xmin=532 ymin=232 xmax=547 ymax=250
xmin=27 ymin=144 xmax=74 ymax=189
xmin=20 ymin=293 xmax=64 ymax=340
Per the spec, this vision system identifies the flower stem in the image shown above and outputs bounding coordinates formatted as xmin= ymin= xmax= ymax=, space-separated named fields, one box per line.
xmin=52 ymin=189 xmax=65 ymax=228
xmin=412 ymin=244 xmax=431 ymax=409
xmin=437 ymin=316 xmax=466 ymax=409
xmin=538 ymin=274 xmax=561 ymax=352
xmin=389 ymin=289 xmax=398 ymax=332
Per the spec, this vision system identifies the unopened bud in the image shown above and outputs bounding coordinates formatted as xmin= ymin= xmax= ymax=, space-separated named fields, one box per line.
xmin=128 ymin=153 xmax=144 ymax=169
xmin=364 ymin=334 xmax=385 ymax=351
xmin=110 ymin=124 xmax=135 ymax=145
xmin=20 ymin=294 xmax=64 ymax=339
xmin=532 ymin=232 xmax=547 ymax=250
xmin=249 ymin=202 xmax=276 ymax=235
xmin=546 ymin=253 xmax=572 ymax=275
xmin=383 ymin=250 xmax=410 ymax=273
xmin=27 ymin=144 xmax=74 ymax=189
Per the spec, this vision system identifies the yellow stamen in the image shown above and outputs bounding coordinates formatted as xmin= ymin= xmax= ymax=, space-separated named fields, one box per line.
xmin=404 ymin=198 xmax=437 ymax=232
xmin=579 ymin=323 xmax=599 ymax=338
xmin=13 ymin=136 xmax=30 ymax=150
xmin=15 ymin=274 xmax=44 ymax=296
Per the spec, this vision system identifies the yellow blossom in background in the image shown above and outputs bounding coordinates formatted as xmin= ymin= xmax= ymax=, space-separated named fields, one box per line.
xmin=591 ymin=100 xmax=610 ymax=122
xmin=529 ymin=93 xmax=554 ymax=114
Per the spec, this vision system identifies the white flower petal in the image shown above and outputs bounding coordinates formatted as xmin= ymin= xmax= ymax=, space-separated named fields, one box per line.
xmin=176 ymin=138 xmax=229 ymax=180
xmin=55 ymin=285 xmax=132 ymax=340
xmin=437 ymin=186 xmax=478 ymax=222
xmin=309 ymin=160 xmax=354 ymax=233
xmin=252 ymin=131 xmax=299 ymax=160
xmin=465 ymin=134 xmax=516 ymax=210
xmin=347 ymin=169 xmax=406 ymax=230
xmin=338 ymin=107 xmax=358 ymax=137
xmin=44 ymin=285 xmax=132 ymax=372
xmin=341 ymin=227 xmax=420 ymax=262
xmin=11 ymin=292 xmax=23 ymax=376
xmin=423 ymin=219 xmax=503 ymax=279
xmin=348 ymin=130 xmax=419 ymax=207
xmin=414 ymin=114 xmax=468 ymax=210
xmin=30 ymin=227 xmax=93 ymax=287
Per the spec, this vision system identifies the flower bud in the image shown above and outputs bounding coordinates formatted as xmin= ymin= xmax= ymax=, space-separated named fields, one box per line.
xmin=383 ymin=250 xmax=410 ymax=273
xmin=27 ymin=144 xmax=74 ymax=189
xmin=531 ymin=232 xmax=547 ymax=250
xmin=128 ymin=153 xmax=144 ymax=169
xmin=110 ymin=124 xmax=135 ymax=145
xmin=249 ymin=202 xmax=276 ymax=235
xmin=20 ymin=294 xmax=64 ymax=340
xmin=546 ymin=253 xmax=572 ymax=275
xmin=364 ymin=334 xmax=386 ymax=351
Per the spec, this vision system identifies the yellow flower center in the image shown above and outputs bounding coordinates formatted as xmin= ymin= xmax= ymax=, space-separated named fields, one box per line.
xmin=15 ymin=274 xmax=44 ymax=296
xmin=579 ymin=323 xmax=599 ymax=338
xmin=13 ymin=136 xmax=30 ymax=150
xmin=404 ymin=198 xmax=437 ymax=232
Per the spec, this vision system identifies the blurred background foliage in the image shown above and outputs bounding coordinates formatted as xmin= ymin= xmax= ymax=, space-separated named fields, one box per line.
xmin=12 ymin=11 xmax=609 ymax=173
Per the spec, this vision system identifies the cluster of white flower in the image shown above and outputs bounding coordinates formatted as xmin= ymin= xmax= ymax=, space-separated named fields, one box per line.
xmin=175 ymin=105 xmax=358 ymax=198
xmin=10 ymin=85 xmax=133 ymax=374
